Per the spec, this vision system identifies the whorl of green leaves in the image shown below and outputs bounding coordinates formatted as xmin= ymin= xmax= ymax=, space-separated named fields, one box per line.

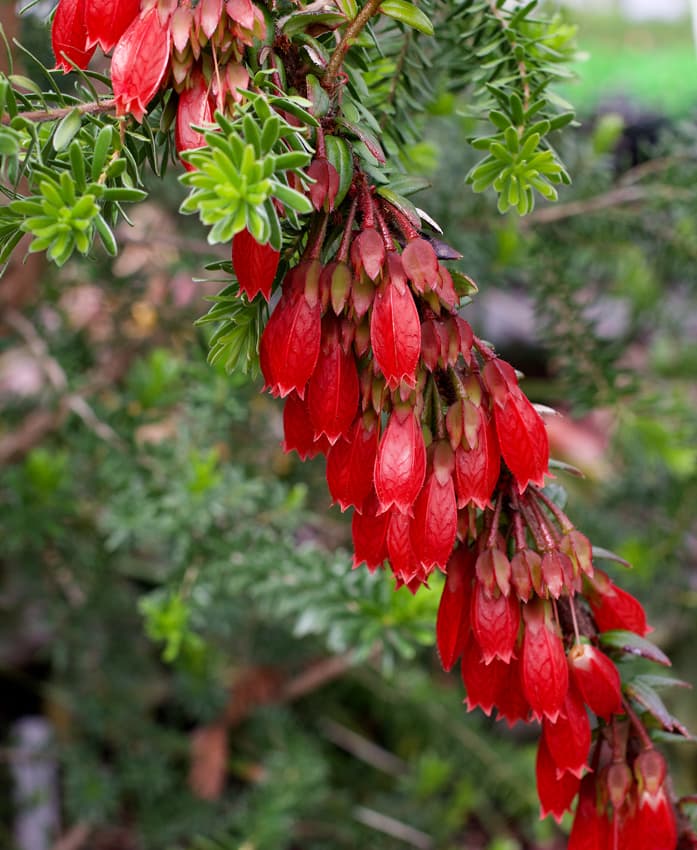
xmin=179 ymin=94 xmax=316 ymax=250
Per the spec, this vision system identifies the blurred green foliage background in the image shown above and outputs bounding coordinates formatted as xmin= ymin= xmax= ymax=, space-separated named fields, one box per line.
xmin=1 ymin=5 xmax=696 ymax=850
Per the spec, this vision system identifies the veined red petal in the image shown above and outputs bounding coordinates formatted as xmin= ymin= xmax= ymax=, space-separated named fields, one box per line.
xmin=493 ymin=388 xmax=549 ymax=493
xmin=471 ymin=581 xmax=520 ymax=665
xmin=176 ymin=72 xmax=214 ymax=169
xmin=436 ymin=546 xmax=475 ymax=671
xmin=461 ymin=637 xmax=508 ymax=716
xmin=282 ymin=392 xmax=329 ymax=460
xmin=374 ymin=409 xmax=426 ymax=514
xmin=85 ymin=0 xmax=141 ymax=51
xmin=536 ymin=735 xmax=581 ymax=823
xmin=370 ymin=279 xmax=421 ymax=389
xmin=111 ymin=6 xmax=171 ymax=122
xmin=232 ymin=229 xmax=280 ymax=302
xmin=542 ymin=682 xmax=591 ymax=778
xmin=326 ymin=416 xmax=379 ymax=511
xmin=307 ymin=319 xmax=359 ymax=444
xmin=401 ymin=238 xmax=439 ymax=293
xmin=411 ymin=465 xmax=457 ymax=570
xmin=521 ymin=601 xmax=569 ymax=722
xmin=568 ymin=644 xmax=623 ymax=721
xmin=52 ymin=0 xmax=96 ymax=71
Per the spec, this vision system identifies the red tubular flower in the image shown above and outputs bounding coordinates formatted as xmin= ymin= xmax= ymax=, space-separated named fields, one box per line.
xmin=231 ymin=229 xmax=280 ymax=303
xmin=325 ymin=415 xmax=379 ymax=512
xmin=569 ymin=775 xmax=611 ymax=850
xmin=111 ymin=6 xmax=171 ymax=122
xmin=510 ymin=548 xmax=538 ymax=602
xmin=259 ymin=262 xmax=322 ymax=398
xmin=633 ymin=751 xmax=678 ymax=850
xmin=586 ymin=569 xmax=651 ymax=636
xmin=436 ymin=546 xmax=474 ymax=672
xmin=386 ymin=510 xmax=422 ymax=583
xmin=306 ymin=318 xmax=359 ymax=444
xmin=536 ymin=734 xmax=581 ymax=823
xmin=454 ymin=405 xmax=500 ymax=510
xmin=370 ymin=254 xmax=421 ymax=389
xmin=460 ymin=638 xmax=509 ymax=716
xmin=568 ymin=643 xmax=623 ymax=721
xmin=52 ymin=0 xmax=96 ymax=71
xmin=541 ymin=548 xmax=575 ymax=599
xmin=482 ymin=358 xmax=548 ymax=492
xmin=494 ymin=655 xmax=531 ymax=726
xmin=542 ymin=681 xmax=591 ymax=778
xmin=374 ymin=406 xmax=426 ymax=514
xmin=521 ymin=600 xmax=569 ymax=722
xmin=176 ymin=70 xmax=214 ymax=169
xmin=401 ymin=238 xmax=439 ymax=293
xmin=410 ymin=443 xmax=457 ymax=570
xmin=85 ymin=0 xmax=141 ymax=51
xmin=282 ymin=392 xmax=329 ymax=460
xmin=351 ymin=491 xmax=389 ymax=571
xmin=471 ymin=580 xmax=520 ymax=665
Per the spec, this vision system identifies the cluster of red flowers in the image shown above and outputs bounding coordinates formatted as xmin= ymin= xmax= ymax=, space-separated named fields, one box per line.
xmin=51 ymin=3 xmax=689 ymax=845
xmin=52 ymin=0 xmax=262 ymax=153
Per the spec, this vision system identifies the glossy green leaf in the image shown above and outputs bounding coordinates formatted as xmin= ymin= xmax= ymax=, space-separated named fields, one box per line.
xmin=380 ymin=0 xmax=434 ymax=35
xmin=53 ymin=108 xmax=82 ymax=152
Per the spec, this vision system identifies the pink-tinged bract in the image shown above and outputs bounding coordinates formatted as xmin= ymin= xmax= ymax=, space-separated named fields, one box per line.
xmin=176 ymin=71 xmax=213 ymax=169
xmin=374 ymin=408 xmax=426 ymax=514
xmin=52 ymin=0 xmax=96 ymax=72
xmin=231 ymin=229 xmax=280 ymax=302
xmin=351 ymin=228 xmax=385 ymax=281
xmin=401 ymin=238 xmax=439 ymax=293
xmin=436 ymin=546 xmax=474 ymax=671
xmin=568 ymin=643 xmax=623 ymax=721
xmin=535 ymin=734 xmax=581 ymax=823
xmin=460 ymin=638 xmax=508 ymax=716
xmin=587 ymin=570 xmax=651 ymax=636
xmin=370 ymin=276 xmax=421 ymax=389
xmin=111 ymin=6 xmax=171 ymax=122
xmin=85 ymin=0 xmax=141 ymax=51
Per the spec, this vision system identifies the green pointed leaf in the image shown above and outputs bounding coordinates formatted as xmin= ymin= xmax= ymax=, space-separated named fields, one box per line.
xmin=53 ymin=108 xmax=82 ymax=152
xmin=380 ymin=0 xmax=433 ymax=35
xmin=600 ymin=630 xmax=671 ymax=667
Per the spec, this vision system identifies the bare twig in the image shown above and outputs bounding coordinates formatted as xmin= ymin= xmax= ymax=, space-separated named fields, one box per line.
xmin=323 ymin=0 xmax=385 ymax=87
xmin=319 ymin=717 xmax=406 ymax=776
xmin=1 ymin=99 xmax=116 ymax=126
xmin=353 ymin=806 xmax=433 ymax=850
xmin=521 ymin=184 xmax=691 ymax=228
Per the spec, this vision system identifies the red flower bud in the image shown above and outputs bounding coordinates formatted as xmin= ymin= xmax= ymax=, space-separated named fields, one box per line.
xmin=85 ymin=0 xmax=141 ymax=52
xmin=307 ymin=318 xmax=359 ymax=444
xmin=521 ymin=601 xmax=569 ymax=722
xmin=436 ymin=546 xmax=474 ymax=672
xmin=325 ymin=415 xmax=379 ymax=512
xmin=541 ymin=549 xmax=575 ymax=599
xmin=510 ymin=549 xmax=537 ymax=602
xmin=176 ymin=71 xmax=214 ymax=169
xmin=586 ymin=569 xmax=651 ymax=637
xmin=307 ymin=157 xmax=340 ymax=212
xmin=351 ymin=491 xmax=389 ymax=571
xmin=471 ymin=580 xmax=520 ymax=665
xmin=568 ymin=643 xmax=623 ymax=721
xmin=542 ymin=682 xmax=591 ymax=779
xmin=52 ymin=0 xmax=96 ymax=72
xmin=112 ymin=6 xmax=171 ymax=122
xmin=374 ymin=407 xmax=426 ymax=514
xmin=351 ymin=228 xmax=385 ymax=281
xmin=536 ymin=734 xmax=581 ymax=823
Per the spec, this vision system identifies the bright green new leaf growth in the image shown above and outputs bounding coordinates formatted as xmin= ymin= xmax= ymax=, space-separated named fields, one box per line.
xmin=179 ymin=109 xmax=313 ymax=250
xmin=15 ymin=173 xmax=99 ymax=266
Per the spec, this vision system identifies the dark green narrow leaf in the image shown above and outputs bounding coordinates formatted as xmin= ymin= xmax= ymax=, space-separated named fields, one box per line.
xmin=53 ymin=108 xmax=82 ymax=152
